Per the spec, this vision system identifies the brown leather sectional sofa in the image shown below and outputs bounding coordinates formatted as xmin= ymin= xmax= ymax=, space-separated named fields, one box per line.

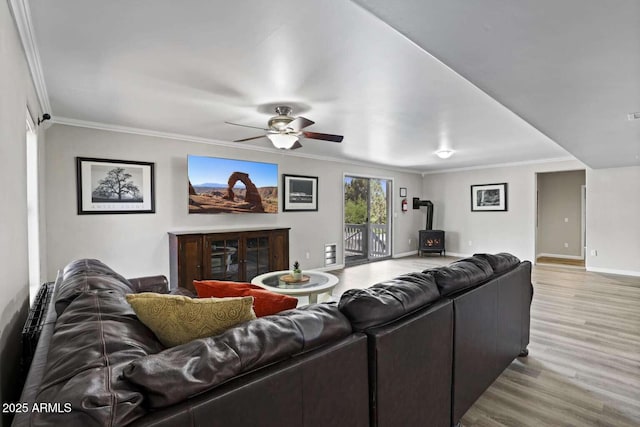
xmin=339 ymin=253 xmax=532 ymax=427
xmin=13 ymin=254 xmax=531 ymax=427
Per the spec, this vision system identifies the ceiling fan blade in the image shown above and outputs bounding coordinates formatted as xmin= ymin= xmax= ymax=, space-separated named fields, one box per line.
xmin=225 ymin=121 xmax=269 ymax=131
xmin=233 ymin=135 xmax=267 ymax=142
xmin=302 ymin=131 xmax=344 ymax=143
xmin=289 ymin=141 xmax=303 ymax=150
xmin=286 ymin=116 xmax=315 ymax=131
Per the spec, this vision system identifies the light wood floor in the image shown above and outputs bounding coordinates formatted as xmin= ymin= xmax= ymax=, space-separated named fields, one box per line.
xmin=536 ymin=256 xmax=586 ymax=268
xmin=331 ymin=256 xmax=640 ymax=427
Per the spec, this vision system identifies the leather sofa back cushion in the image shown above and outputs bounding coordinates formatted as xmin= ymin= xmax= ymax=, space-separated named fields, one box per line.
xmin=193 ymin=280 xmax=298 ymax=317
xmin=427 ymin=257 xmax=494 ymax=296
xmin=473 ymin=253 xmax=521 ymax=274
xmin=338 ymin=272 xmax=441 ymax=330
xmin=54 ymin=259 xmax=135 ymax=315
xmin=126 ymin=293 xmax=256 ymax=347
xmin=123 ymin=303 xmax=352 ymax=408
xmin=33 ymin=290 xmax=164 ymax=426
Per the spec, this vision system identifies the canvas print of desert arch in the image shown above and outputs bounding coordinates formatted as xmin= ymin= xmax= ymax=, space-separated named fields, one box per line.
xmin=187 ymin=155 xmax=278 ymax=214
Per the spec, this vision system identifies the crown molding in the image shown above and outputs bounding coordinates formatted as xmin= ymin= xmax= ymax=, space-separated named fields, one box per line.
xmin=420 ymin=156 xmax=579 ymax=175
xmin=9 ymin=0 xmax=51 ymax=114
xmin=52 ymin=116 xmax=424 ymax=175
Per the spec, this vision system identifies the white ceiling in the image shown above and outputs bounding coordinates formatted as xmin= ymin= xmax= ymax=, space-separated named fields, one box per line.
xmin=354 ymin=0 xmax=640 ymax=169
xmin=22 ymin=0 xmax=636 ymax=172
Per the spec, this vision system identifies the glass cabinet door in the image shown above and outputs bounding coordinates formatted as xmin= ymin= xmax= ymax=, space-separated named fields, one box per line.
xmin=205 ymin=237 xmax=240 ymax=281
xmin=245 ymin=235 xmax=270 ymax=281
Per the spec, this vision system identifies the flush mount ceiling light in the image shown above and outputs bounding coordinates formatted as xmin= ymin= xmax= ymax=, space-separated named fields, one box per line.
xmin=266 ymin=133 xmax=299 ymax=149
xmin=435 ymin=149 xmax=455 ymax=159
xmin=628 ymin=112 xmax=640 ymax=121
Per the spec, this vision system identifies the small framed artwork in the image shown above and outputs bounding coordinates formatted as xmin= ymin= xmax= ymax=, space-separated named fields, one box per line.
xmin=283 ymin=174 xmax=318 ymax=211
xmin=76 ymin=157 xmax=155 ymax=214
xmin=471 ymin=183 xmax=508 ymax=212
xmin=399 ymin=187 xmax=407 ymax=197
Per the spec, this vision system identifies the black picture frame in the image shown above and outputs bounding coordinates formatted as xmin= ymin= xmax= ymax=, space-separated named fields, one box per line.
xmin=470 ymin=183 xmax=508 ymax=212
xmin=282 ymin=174 xmax=318 ymax=211
xmin=76 ymin=157 xmax=155 ymax=214
xmin=399 ymin=187 xmax=407 ymax=197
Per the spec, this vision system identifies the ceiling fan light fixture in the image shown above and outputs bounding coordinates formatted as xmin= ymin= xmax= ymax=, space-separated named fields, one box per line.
xmin=435 ymin=149 xmax=455 ymax=159
xmin=268 ymin=116 xmax=293 ymax=131
xmin=268 ymin=106 xmax=294 ymax=131
xmin=267 ymin=133 xmax=298 ymax=149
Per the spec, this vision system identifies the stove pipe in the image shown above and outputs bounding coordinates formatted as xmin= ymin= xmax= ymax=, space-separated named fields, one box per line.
xmin=424 ymin=201 xmax=433 ymax=230
xmin=412 ymin=198 xmax=434 ymax=230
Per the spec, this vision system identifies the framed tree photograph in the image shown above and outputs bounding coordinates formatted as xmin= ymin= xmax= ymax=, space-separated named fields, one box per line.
xmin=76 ymin=157 xmax=155 ymax=214
xmin=471 ymin=183 xmax=508 ymax=212
xmin=283 ymin=174 xmax=318 ymax=211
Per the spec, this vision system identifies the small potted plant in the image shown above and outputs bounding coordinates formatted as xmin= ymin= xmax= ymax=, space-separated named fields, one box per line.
xmin=292 ymin=261 xmax=302 ymax=281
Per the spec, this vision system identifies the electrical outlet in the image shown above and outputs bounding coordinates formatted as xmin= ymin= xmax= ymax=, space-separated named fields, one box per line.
xmin=564 ymin=217 xmax=569 ymax=223
xmin=305 ymin=252 xmax=310 ymax=260
xmin=564 ymin=242 xmax=569 ymax=248
xmin=408 ymin=238 xmax=412 ymax=246
xmin=468 ymin=241 xmax=473 ymax=246
xmin=590 ymin=249 xmax=597 ymax=256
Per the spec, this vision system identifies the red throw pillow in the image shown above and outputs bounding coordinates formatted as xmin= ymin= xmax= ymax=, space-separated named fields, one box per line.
xmin=193 ymin=280 xmax=298 ymax=317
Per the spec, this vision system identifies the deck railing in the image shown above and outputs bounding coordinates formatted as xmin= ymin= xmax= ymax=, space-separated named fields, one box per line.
xmin=345 ymin=223 xmax=388 ymax=259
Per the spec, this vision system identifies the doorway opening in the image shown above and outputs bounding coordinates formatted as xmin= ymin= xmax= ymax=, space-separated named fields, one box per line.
xmin=535 ymin=170 xmax=586 ymax=268
xmin=343 ymin=175 xmax=391 ymax=266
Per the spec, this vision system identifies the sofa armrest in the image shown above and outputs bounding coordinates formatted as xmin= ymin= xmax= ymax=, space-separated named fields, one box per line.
xmin=12 ymin=276 xmax=60 ymax=427
xmin=128 ymin=275 xmax=169 ymax=293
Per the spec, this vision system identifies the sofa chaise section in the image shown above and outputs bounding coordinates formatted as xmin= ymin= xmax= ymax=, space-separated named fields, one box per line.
xmin=339 ymin=253 xmax=532 ymax=427
xmin=444 ymin=258 xmax=532 ymax=425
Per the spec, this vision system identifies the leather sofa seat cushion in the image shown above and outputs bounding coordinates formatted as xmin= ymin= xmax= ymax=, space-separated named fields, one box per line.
xmin=123 ymin=303 xmax=352 ymax=408
xmin=54 ymin=259 xmax=135 ymax=315
xmin=338 ymin=272 xmax=441 ymax=331
xmin=193 ymin=280 xmax=298 ymax=317
xmin=126 ymin=293 xmax=256 ymax=347
xmin=34 ymin=289 xmax=164 ymax=427
xmin=473 ymin=253 xmax=521 ymax=274
xmin=426 ymin=257 xmax=494 ymax=296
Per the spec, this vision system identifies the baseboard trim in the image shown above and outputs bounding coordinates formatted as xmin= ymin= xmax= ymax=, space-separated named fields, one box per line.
xmin=393 ymin=250 xmax=418 ymax=258
xmin=537 ymin=253 xmax=584 ymax=260
xmin=315 ymin=264 xmax=345 ymax=272
xmin=586 ymin=267 xmax=640 ymax=277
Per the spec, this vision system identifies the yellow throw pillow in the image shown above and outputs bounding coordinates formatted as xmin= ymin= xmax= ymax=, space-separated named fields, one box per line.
xmin=126 ymin=293 xmax=256 ymax=347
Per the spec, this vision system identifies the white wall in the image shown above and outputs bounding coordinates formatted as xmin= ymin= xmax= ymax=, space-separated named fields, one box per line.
xmin=421 ymin=160 xmax=586 ymax=261
xmin=44 ymin=124 xmax=424 ymax=281
xmin=0 ymin=2 xmax=43 ymax=425
xmin=586 ymin=166 xmax=640 ymax=276
xmin=537 ymin=170 xmax=586 ymax=258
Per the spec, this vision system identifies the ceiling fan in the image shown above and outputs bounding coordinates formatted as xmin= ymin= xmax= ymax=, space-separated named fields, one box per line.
xmin=225 ymin=106 xmax=344 ymax=150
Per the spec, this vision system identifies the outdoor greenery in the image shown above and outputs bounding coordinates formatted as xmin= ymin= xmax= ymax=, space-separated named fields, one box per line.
xmin=344 ymin=178 xmax=387 ymax=224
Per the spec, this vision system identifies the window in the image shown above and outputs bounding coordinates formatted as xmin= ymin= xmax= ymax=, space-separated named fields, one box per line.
xmin=26 ymin=110 xmax=40 ymax=305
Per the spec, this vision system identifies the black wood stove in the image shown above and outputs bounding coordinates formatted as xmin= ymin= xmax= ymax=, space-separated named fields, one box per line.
xmin=413 ymin=198 xmax=445 ymax=256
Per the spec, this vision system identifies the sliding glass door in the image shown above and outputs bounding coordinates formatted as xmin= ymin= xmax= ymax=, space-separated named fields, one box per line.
xmin=344 ymin=176 xmax=391 ymax=265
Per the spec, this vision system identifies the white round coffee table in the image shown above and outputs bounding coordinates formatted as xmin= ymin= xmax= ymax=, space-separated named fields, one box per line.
xmin=251 ymin=270 xmax=339 ymax=304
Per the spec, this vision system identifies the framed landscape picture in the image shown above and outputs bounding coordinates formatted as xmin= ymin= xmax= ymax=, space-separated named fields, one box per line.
xmin=283 ymin=174 xmax=318 ymax=211
xmin=471 ymin=183 xmax=508 ymax=212
xmin=187 ymin=155 xmax=278 ymax=214
xmin=76 ymin=157 xmax=155 ymax=214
